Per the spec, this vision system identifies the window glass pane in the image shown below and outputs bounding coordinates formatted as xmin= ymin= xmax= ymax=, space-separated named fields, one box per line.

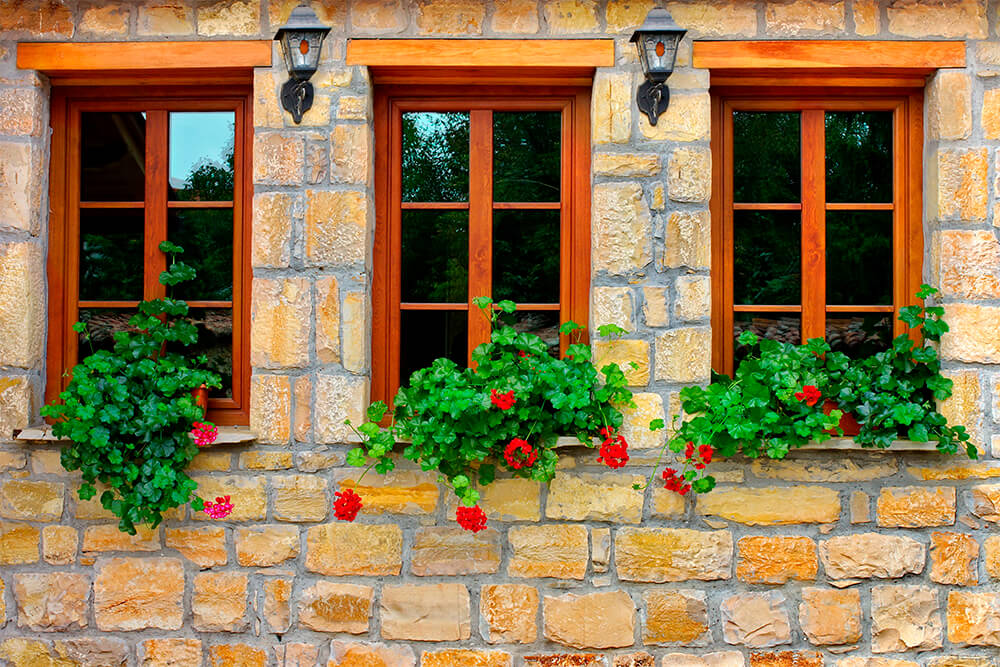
xmin=508 ymin=311 xmax=560 ymax=358
xmin=826 ymin=312 xmax=892 ymax=359
xmin=167 ymin=307 xmax=233 ymax=398
xmin=826 ymin=211 xmax=892 ymax=305
xmin=493 ymin=111 xmax=560 ymax=202
xmin=169 ymin=112 xmax=235 ymax=201
xmin=492 ymin=210 xmax=559 ymax=303
xmin=168 ymin=209 xmax=233 ymax=301
xmin=734 ymin=211 xmax=801 ymax=305
xmin=78 ymin=308 xmax=136 ymax=356
xmin=735 ymin=313 xmax=802 ymax=366
xmin=80 ymin=209 xmax=143 ymax=301
xmin=826 ymin=111 xmax=892 ymax=203
xmin=402 ymin=112 xmax=469 ymax=202
xmin=733 ymin=111 xmax=800 ymax=203
xmin=401 ymin=210 xmax=468 ymax=303
xmin=400 ymin=310 xmax=468 ymax=383
xmin=80 ymin=112 xmax=146 ymax=202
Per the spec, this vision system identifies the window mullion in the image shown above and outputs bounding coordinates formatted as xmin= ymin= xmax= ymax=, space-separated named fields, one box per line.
xmin=144 ymin=110 xmax=168 ymax=300
xmin=467 ymin=109 xmax=493 ymax=364
xmin=800 ymin=109 xmax=826 ymax=342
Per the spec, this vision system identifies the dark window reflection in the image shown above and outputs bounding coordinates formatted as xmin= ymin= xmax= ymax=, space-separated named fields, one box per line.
xmin=401 ymin=210 xmax=468 ymax=303
xmin=400 ymin=310 xmax=468 ymax=383
xmin=169 ymin=112 xmax=235 ymax=202
xmin=734 ymin=211 xmax=801 ymax=305
xmin=493 ymin=210 xmax=559 ymax=303
xmin=168 ymin=209 xmax=233 ymax=301
xmin=78 ymin=308 xmax=137 ymax=357
xmin=402 ymin=112 xmax=469 ymax=202
xmin=493 ymin=111 xmax=560 ymax=202
xmin=81 ymin=112 xmax=146 ymax=202
xmin=167 ymin=308 xmax=233 ymax=398
xmin=826 ymin=111 xmax=892 ymax=203
xmin=509 ymin=311 xmax=560 ymax=358
xmin=733 ymin=112 xmax=800 ymax=203
xmin=826 ymin=312 xmax=892 ymax=359
xmin=80 ymin=209 xmax=143 ymax=301
xmin=734 ymin=313 xmax=802 ymax=365
xmin=826 ymin=211 xmax=892 ymax=305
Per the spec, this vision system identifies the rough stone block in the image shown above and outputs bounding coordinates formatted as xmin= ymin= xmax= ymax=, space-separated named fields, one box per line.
xmin=971 ymin=484 xmax=1000 ymax=522
xmin=592 ymin=286 xmax=634 ymax=330
xmin=0 ymin=521 xmax=39 ymax=564
xmin=82 ymin=524 xmax=160 ymax=554
xmin=930 ymin=531 xmax=978 ymax=585
xmin=928 ymin=70 xmax=972 ymax=140
xmin=138 ymin=639 xmax=202 ymax=667
xmin=615 ymin=528 xmax=732 ymax=582
xmin=508 ymin=524 xmax=588 ymax=579
xmin=421 ymin=651 xmax=512 ymax=667
xmin=546 ymin=473 xmax=645 ymax=523
xmin=491 ymin=0 xmax=539 ymax=32
xmin=935 ymin=230 xmax=1000 ymax=299
xmin=765 ymin=0 xmax=844 ymax=35
xmin=272 ymin=474 xmax=328 ymax=522
xmin=642 ymin=589 xmax=710 ymax=646
xmin=306 ymin=522 xmax=402 ymax=576
xmin=668 ymin=147 xmax=711 ymax=203
xmin=947 ymin=591 xmax=1000 ymax=646
xmin=664 ymin=211 xmax=711 ymax=269
xmin=876 ymin=486 xmax=955 ymax=527
xmin=263 ymin=578 xmax=291 ymax=633
xmin=191 ymin=475 xmax=267 ymax=521
xmin=853 ymin=0 xmax=880 ymax=34
xmin=234 ymin=525 xmax=300 ymax=567
xmin=544 ymin=590 xmax=636 ymax=649
xmin=253 ymin=133 xmax=304 ymax=185
xmin=737 ymin=536 xmax=817 ymax=584
xmin=675 ymin=276 xmax=710 ymax=322
xmin=381 ymin=583 xmax=470 ymax=641
xmin=620 ymin=392 xmax=666 ymax=450
xmin=41 ymin=525 xmax=76 ymax=565
xmin=196 ymin=0 xmax=260 ymax=35
xmin=655 ymin=327 xmax=712 ymax=383
xmin=94 ymin=557 xmax=184 ymax=631
xmin=329 ymin=641 xmax=416 ymax=667
xmin=698 ymin=485 xmax=840 ymax=525
xmin=412 ymin=526 xmax=501 ymax=576
xmin=208 ymin=644 xmax=267 ymax=667
xmin=192 ymin=572 xmax=247 ymax=632
xmin=249 ymin=374 xmax=292 ymax=444
xmin=164 ymin=527 xmax=226 ymax=568
xmin=871 ymin=585 xmax=943 ymax=653
xmin=0 ymin=480 xmax=63 ymax=521
xmin=986 ymin=536 xmax=1000 ymax=579
xmin=592 ymin=71 xmax=632 ymax=144
xmin=720 ymin=592 xmax=791 ymax=648
xmin=444 ymin=477 xmax=540 ymax=522
xmin=592 ymin=339 xmax=651 ymax=386
xmin=305 ymin=190 xmax=368 ymax=266
xmin=481 ymin=584 xmax=539 ymax=644
xmin=941 ymin=304 xmax=1000 ymax=363
xmin=594 ymin=152 xmax=660 ymax=178
xmin=13 ymin=572 xmax=88 ymax=631
xmin=0 ymin=242 xmax=45 ymax=369
xmin=298 ymin=581 xmax=373 ymax=634
xmin=639 ymin=94 xmax=710 ymax=142
xmin=340 ymin=469 xmax=439 ymax=515
xmin=819 ymin=533 xmax=925 ymax=579
xmin=799 ymin=588 xmax=862 ymax=645
xmin=314 ymin=374 xmax=368 ymax=443
xmin=593 ymin=182 xmax=653 ymax=275
xmin=936 ymin=148 xmax=988 ymax=221
xmin=886 ymin=0 xmax=986 ymax=38
xmin=250 ymin=277 xmax=310 ymax=369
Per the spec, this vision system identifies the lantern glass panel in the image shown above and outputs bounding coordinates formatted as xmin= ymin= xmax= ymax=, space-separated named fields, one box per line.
xmin=640 ymin=33 xmax=678 ymax=82
xmin=280 ymin=31 xmax=324 ymax=78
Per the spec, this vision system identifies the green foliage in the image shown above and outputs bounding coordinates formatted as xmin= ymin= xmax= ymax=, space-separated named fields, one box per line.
xmin=347 ymin=299 xmax=634 ymax=506
xmin=669 ymin=285 xmax=974 ymax=491
xmin=41 ymin=242 xmax=221 ymax=534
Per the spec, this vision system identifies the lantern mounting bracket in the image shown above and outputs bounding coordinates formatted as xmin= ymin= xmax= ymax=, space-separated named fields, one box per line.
xmin=280 ymin=78 xmax=314 ymax=124
xmin=636 ymin=80 xmax=670 ymax=126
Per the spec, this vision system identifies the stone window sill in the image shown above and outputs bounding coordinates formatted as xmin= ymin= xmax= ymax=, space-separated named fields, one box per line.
xmin=14 ymin=425 xmax=256 ymax=445
xmin=344 ymin=433 xmax=937 ymax=452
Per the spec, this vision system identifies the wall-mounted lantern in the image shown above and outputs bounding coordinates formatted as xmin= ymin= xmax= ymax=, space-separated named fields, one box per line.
xmin=630 ymin=8 xmax=687 ymax=126
xmin=274 ymin=4 xmax=331 ymax=124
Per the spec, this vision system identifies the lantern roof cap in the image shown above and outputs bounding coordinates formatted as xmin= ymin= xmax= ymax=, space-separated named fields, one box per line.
xmin=629 ymin=8 xmax=686 ymax=42
xmin=274 ymin=3 xmax=331 ymax=41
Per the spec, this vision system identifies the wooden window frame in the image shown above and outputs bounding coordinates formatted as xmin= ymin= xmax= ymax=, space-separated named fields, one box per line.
xmin=46 ymin=84 xmax=254 ymax=425
xmin=710 ymin=84 xmax=924 ymax=375
xmin=371 ymin=84 xmax=592 ymax=404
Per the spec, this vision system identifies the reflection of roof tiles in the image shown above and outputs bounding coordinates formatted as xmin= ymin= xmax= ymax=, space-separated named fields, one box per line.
xmin=734 ymin=315 xmax=891 ymax=350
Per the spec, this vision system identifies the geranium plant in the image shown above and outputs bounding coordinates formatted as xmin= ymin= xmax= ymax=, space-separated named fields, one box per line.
xmin=42 ymin=241 xmax=228 ymax=534
xmin=658 ymin=285 xmax=975 ymax=493
xmin=346 ymin=297 xmax=636 ymax=530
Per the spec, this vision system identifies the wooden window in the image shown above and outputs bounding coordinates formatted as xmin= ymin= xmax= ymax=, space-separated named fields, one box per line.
xmin=47 ymin=85 xmax=253 ymax=424
xmin=372 ymin=86 xmax=591 ymax=403
xmin=711 ymin=90 xmax=923 ymax=375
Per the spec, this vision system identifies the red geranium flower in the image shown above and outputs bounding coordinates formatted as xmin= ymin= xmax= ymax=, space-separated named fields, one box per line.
xmin=698 ymin=444 xmax=714 ymax=464
xmin=794 ymin=385 xmax=822 ymax=407
xmin=191 ymin=421 xmax=218 ymax=447
xmin=490 ymin=389 xmax=516 ymax=411
xmin=456 ymin=505 xmax=488 ymax=532
xmin=334 ymin=488 xmax=363 ymax=522
xmin=504 ymin=438 xmax=537 ymax=470
xmin=684 ymin=441 xmax=695 ymax=459
xmin=598 ymin=431 xmax=629 ymax=469
xmin=202 ymin=495 xmax=233 ymax=519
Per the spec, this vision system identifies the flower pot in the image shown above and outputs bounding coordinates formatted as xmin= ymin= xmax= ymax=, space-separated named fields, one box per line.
xmin=822 ymin=399 xmax=860 ymax=437
xmin=191 ymin=384 xmax=209 ymax=413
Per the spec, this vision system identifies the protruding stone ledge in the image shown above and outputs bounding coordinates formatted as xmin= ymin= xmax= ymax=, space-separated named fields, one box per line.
xmin=14 ymin=425 xmax=256 ymax=445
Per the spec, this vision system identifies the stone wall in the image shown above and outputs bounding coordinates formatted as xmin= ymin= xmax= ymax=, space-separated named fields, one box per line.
xmin=2 ymin=1 xmax=1000 ymax=666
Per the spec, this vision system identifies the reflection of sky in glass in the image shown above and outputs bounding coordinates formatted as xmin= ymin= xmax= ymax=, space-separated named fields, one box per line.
xmin=169 ymin=112 xmax=234 ymax=189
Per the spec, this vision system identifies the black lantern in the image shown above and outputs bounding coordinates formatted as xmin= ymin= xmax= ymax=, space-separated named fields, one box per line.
xmin=274 ymin=4 xmax=331 ymax=124
xmin=630 ymin=8 xmax=687 ymax=126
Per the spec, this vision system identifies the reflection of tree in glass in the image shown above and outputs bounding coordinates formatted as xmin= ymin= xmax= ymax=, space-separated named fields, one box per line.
xmin=493 ymin=211 xmax=559 ymax=303
xmin=402 ymin=113 xmax=469 ymax=202
xmin=734 ymin=212 xmax=800 ymax=305
xmin=826 ymin=314 xmax=891 ymax=359
xmin=825 ymin=111 xmax=892 ymax=203
xmin=733 ymin=112 xmax=800 ymax=203
xmin=401 ymin=211 xmax=468 ymax=302
xmin=173 ymin=123 xmax=235 ymax=202
xmin=80 ymin=218 xmax=143 ymax=301
xmin=826 ymin=211 xmax=892 ymax=305
xmin=493 ymin=112 xmax=560 ymax=202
